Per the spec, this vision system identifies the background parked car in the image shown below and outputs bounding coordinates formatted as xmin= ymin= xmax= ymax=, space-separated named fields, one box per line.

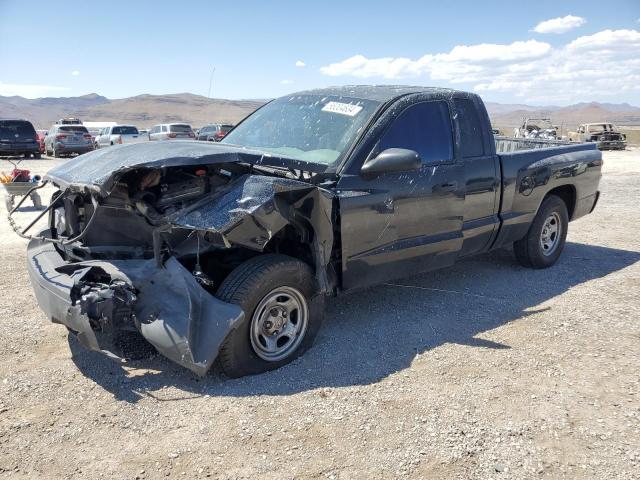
xmin=196 ymin=123 xmax=234 ymax=141
xmin=36 ymin=129 xmax=48 ymax=154
xmin=94 ymin=125 xmax=146 ymax=148
xmin=148 ymin=123 xmax=195 ymax=141
xmin=0 ymin=119 xmax=41 ymax=158
xmin=44 ymin=124 xmax=93 ymax=157
xmin=87 ymin=129 xmax=102 ymax=145
xmin=568 ymin=123 xmax=627 ymax=150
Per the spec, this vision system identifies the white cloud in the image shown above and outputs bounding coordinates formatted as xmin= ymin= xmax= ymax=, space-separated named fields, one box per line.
xmin=318 ymin=29 xmax=640 ymax=103
xmin=0 ymin=81 xmax=71 ymax=98
xmin=295 ymin=60 xmax=306 ymax=67
xmin=280 ymin=79 xmax=294 ymax=85
xmin=71 ymin=70 xmax=80 ymax=76
xmin=533 ymin=15 xmax=586 ymax=34
xmin=566 ymin=28 xmax=640 ymax=51
xmin=319 ymin=40 xmax=551 ymax=79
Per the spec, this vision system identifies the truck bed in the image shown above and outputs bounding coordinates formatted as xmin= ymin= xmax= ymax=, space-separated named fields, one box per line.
xmin=494 ymin=141 xmax=601 ymax=249
xmin=495 ymin=136 xmax=571 ymax=153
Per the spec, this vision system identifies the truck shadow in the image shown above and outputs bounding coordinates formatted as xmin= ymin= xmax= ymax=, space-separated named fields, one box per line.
xmin=69 ymin=241 xmax=640 ymax=403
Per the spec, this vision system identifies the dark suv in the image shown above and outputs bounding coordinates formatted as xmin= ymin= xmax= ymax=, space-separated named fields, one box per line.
xmin=196 ymin=123 xmax=234 ymax=141
xmin=0 ymin=119 xmax=41 ymax=158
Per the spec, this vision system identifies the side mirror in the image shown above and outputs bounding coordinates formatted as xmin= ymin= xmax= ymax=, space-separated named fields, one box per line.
xmin=361 ymin=148 xmax=421 ymax=176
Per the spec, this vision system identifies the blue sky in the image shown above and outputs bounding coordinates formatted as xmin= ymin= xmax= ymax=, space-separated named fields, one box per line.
xmin=1 ymin=0 xmax=638 ymax=105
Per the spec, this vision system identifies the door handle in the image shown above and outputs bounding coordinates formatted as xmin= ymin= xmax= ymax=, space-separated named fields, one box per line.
xmin=434 ymin=182 xmax=458 ymax=193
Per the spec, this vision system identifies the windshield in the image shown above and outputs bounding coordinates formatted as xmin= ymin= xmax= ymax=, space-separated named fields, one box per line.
xmin=59 ymin=126 xmax=89 ymax=133
xmin=112 ymin=126 xmax=139 ymax=135
xmin=221 ymin=94 xmax=380 ymax=166
xmin=0 ymin=120 xmax=36 ymax=138
xmin=169 ymin=124 xmax=193 ymax=133
xmin=588 ymin=124 xmax=612 ymax=132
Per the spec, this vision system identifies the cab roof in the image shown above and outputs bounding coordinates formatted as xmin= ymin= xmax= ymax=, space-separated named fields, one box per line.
xmin=290 ymin=85 xmax=460 ymax=103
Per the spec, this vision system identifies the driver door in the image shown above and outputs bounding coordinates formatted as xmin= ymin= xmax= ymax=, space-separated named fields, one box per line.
xmin=337 ymin=99 xmax=464 ymax=291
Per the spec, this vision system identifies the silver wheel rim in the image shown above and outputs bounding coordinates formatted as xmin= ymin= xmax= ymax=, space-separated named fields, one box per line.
xmin=540 ymin=212 xmax=562 ymax=256
xmin=250 ymin=286 xmax=308 ymax=362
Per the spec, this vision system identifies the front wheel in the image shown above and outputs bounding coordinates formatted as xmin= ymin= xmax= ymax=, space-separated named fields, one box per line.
xmin=514 ymin=195 xmax=568 ymax=268
xmin=216 ymin=254 xmax=324 ymax=378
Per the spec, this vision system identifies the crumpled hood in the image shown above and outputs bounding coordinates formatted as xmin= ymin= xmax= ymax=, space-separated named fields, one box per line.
xmin=45 ymin=141 xmax=327 ymax=194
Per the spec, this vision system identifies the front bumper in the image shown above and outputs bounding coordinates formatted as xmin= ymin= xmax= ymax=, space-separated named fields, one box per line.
xmin=27 ymin=231 xmax=244 ymax=375
xmin=55 ymin=143 xmax=94 ymax=154
xmin=596 ymin=140 xmax=626 ymax=150
xmin=0 ymin=142 xmax=39 ymax=155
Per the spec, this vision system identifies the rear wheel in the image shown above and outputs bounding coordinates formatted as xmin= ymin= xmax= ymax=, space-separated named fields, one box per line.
xmin=52 ymin=146 xmax=60 ymax=158
xmin=216 ymin=254 xmax=324 ymax=378
xmin=33 ymin=152 xmax=41 ymax=159
xmin=514 ymin=194 xmax=568 ymax=268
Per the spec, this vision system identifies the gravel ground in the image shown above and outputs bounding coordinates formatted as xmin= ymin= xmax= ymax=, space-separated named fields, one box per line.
xmin=0 ymin=150 xmax=638 ymax=479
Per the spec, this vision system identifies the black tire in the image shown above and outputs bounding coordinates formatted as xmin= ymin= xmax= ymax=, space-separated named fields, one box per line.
xmin=52 ymin=146 xmax=60 ymax=158
xmin=33 ymin=152 xmax=41 ymax=159
xmin=216 ymin=254 xmax=323 ymax=378
xmin=514 ymin=194 xmax=568 ymax=269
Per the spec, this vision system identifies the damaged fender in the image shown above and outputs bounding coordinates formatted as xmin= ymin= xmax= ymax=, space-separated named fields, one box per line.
xmin=170 ymin=175 xmax=336 ymax=292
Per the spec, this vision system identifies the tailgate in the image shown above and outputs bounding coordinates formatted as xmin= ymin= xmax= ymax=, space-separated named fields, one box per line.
xmin=120 ymin=134 xmax=147 ymax=144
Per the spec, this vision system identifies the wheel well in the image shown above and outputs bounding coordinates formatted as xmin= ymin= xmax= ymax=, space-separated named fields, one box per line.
xmin=264 ymin=225 xmax=315 ymax=268
xmin=545 ymin=185 xmax=576 ymax=219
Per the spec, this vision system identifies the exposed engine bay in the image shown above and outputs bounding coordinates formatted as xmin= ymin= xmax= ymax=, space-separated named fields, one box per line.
xmin=47 ymin=158 xmax=336 ymax=286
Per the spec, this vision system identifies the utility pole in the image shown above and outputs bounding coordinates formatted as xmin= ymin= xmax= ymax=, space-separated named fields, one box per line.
xmin=207 ymin=67 xmax=216 ymax=99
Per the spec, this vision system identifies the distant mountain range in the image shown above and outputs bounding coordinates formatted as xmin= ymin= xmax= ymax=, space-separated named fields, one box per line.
xmin=0 ymin=93 xmax=264 ymax=129
xmin=1 ymin=93 xmax=639 ymax=129
xmin=485 ymin=101 xmax=640 ymax=128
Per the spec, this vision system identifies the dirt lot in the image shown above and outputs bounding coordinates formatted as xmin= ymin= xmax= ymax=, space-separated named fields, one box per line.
xmin=1 ymin=150 xmax=639 ymax=479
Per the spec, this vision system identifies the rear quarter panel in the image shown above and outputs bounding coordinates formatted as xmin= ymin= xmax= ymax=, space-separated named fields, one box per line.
xmin=494 ymin=143 xmax=602 ymax=248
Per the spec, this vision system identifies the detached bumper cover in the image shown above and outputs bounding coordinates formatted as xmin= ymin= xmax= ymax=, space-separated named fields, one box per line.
xmin=26 ymin=231 xmax=244 ymax=375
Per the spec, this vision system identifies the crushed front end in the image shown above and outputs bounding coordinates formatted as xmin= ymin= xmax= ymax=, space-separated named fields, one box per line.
xmin=594 ymin=132 xmax=626 ymax=150
xmin=18 ymin=142 xmax=335 ymax=375
xmin=26 ymin=234 xmax=244 ymax=375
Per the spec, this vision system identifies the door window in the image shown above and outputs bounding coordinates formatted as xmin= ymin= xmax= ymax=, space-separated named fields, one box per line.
xmin=453 ymin=98 xmax=485 ymax=158
xmin=379 ymin=101 xmax=453 ymax=165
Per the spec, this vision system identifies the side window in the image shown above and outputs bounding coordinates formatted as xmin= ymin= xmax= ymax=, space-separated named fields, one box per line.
xmin=379 ymin=101 xmax=453 ymax=165
xmin=161 ymin=125 xmax=167 ymax=132
xmin=453 ymin=98 xmax=485 ymax=157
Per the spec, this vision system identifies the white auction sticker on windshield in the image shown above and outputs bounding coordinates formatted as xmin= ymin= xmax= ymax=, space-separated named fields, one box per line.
xmin=321 ymin=101 xmax=363 ymax=117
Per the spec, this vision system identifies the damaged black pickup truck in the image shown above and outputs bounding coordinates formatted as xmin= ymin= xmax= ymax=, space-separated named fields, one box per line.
xmin=15 ymin=86 xmax=602 ymax=378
